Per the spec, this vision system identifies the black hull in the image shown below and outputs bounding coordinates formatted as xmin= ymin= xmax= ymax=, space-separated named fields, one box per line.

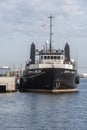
xmin=19 ymin=68 xmax=78 ymax=92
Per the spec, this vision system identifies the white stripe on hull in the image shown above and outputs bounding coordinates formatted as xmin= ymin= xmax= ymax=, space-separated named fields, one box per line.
xmin=27 ymin=63 xmax=75 ymax=70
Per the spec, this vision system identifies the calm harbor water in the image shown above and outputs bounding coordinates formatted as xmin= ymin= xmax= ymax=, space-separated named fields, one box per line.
xmin=0 ymin=78 xmax=87 ymax=130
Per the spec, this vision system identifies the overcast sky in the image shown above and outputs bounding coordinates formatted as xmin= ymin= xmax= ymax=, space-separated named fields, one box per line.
xmin=0 ymin=0 xmax=87 ymax=73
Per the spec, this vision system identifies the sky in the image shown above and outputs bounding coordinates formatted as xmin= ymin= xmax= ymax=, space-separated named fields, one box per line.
xmin=0 ymin=0 xmax=87 ymax=73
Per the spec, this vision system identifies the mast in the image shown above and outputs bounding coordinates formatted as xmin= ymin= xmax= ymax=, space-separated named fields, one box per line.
xmin=48 ymin=15 xmax=54 ymax=53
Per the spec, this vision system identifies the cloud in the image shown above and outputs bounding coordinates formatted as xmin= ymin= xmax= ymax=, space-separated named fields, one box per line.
xmin=0 ymin=0 xmax=86 ymax=40
xmin=0 ymin=0 xmax=86 ymax=41
xmin=0 ymin=0 xmax=87 ymax=69
xmin=63 ymin=0 xmax=83 ymax=16
xmin=0 ymin=0 xmax=84 ymax=24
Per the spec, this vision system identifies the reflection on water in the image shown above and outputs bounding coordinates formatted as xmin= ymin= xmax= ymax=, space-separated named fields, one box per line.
xmin=0 ymin=78 xmax=87 ymax=130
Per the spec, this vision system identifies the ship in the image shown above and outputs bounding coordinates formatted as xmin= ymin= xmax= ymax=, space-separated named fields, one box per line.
xmin=19 ymin=15 xmax=79 ymax=93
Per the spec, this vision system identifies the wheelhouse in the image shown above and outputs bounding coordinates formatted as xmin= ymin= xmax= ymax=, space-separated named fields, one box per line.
xmin=39 ymin=53 xmax=64 ymax=64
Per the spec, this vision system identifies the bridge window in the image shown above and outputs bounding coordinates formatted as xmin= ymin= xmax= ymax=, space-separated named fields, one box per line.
xmin=54 ymin=56 xmax=56 ymax=59
xmin=42 ymin=55 xmax=63 ymax=60
xmin=41 ymin=56 xmax=43 ymax=59
xmin=57 ymin=56 xmax=60 ymax=59
xmin=44 ymin=56 xmax=47 ymax=59
xmin=48 ymin=56 xmax=50 ymax=59
xmin=51 ymin=56 xmax=53 ymax=59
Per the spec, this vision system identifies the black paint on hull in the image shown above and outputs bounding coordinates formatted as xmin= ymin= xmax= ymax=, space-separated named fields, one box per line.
xmin=19 ymin=68 xmax=77 ymax=91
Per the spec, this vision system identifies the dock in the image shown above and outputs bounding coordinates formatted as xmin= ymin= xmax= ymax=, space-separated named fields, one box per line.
xmin=0 ymin=77 xmax=16 ymax=92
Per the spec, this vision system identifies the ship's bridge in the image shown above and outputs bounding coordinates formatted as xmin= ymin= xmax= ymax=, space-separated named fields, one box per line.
xmin=39 ymin=53 xmax=64 ymax=64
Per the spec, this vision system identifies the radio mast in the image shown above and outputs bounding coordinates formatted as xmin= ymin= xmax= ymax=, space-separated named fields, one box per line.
xmin=48 ymin=15 xmax=55 ymax=53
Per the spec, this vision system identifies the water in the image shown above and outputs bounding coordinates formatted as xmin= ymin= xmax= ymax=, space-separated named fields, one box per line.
xmin=0 ymin=78 xmax=87 ymax=130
